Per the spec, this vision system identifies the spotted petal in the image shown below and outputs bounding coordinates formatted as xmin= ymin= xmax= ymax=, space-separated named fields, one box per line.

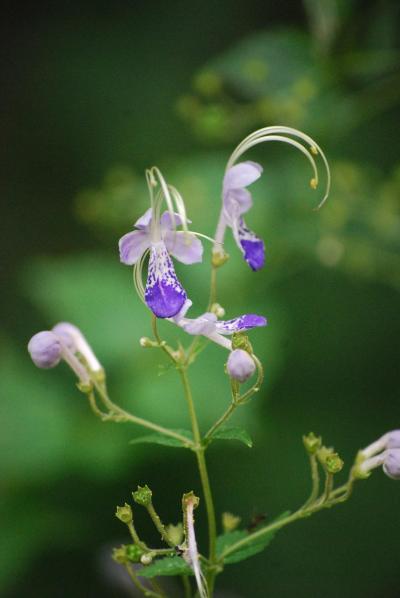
xmin=145 ymin=242 xmax=187 ymax=318
xmin=235 ymin=218 xmax=265 ymax=271
xmin=119 ymin=230 xmax=151 ymax=265
xmin=164 ymin=230 xmax=203 ymax=265
xmin=215 ymin=314 xmax=267 ymax=335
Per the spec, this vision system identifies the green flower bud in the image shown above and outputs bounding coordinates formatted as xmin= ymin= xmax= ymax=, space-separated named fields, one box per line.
xmin=139 ymin=337 xmax=158 ymax=348
xmin=132 ymin=485 xmax=153 ymax=507
xmin=317 ymin=445 xmax=334 ymax=466
xmin=222 ymin=512 xmax=241 ymax=533
xmin=325 ymin=452 xmax=344 ymax=474
xmin=112 ymin=546 xmax=128 ymax=564
xmin=166 ymin=523 xmax=184 ymax=546
xmin=115 ymin=503 xmax=133 ymax=524
xmin=303 ymin=432 xmax=322 ymax=454
xmin=182 ymin=491 xmax=200 ymax=510
xmin=77 ymin=381 xmax=93 ymax=394
xmin=126 ymin=544 xmax=144 ymax=563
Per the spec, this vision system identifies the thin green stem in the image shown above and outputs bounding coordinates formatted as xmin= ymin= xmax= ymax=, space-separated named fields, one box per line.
xmin=152 ymin=315 xmax=177 ymax=361
xmin=92 ymin=382 xmax=193 ymax=447
xmin=127 ymin=521 xmax=148 ymax=551
xmin=181 ymin=575 xmax=192 ymax=598
xmin=124 ymin=563 xmax=164 ymax=598
xmin=146 ymin=502 xmax=175 ymax=548
xmin=178 ymin=367 xmax=217 ymax=593
xmin=301 ymin=453 xmax=320 ymax=509
xmin=204 ymin=402 xmax=237 ymax=440
xmin=208 ymin=266 xmax=218 ymax=309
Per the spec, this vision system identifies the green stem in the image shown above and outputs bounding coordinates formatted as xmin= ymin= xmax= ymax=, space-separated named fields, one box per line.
xmin=92 ymin=382 xmax=193 ymax=447
xmin=178 ymin=367 xmax=217 ymax=593
xmin=124 ymin=563 xmax=164 ymax=598
xmin=301 ymin=453 xmax=320 ymax=509
xmin=208 ymin=265 xmax=218 ymax=309
xmin=204 ymin=402 xmax=237 ymax=440
xmin=146 ymin=502 xmax=175 ymax=548
xmin=127 ymin=521 xmax=149 ymax=551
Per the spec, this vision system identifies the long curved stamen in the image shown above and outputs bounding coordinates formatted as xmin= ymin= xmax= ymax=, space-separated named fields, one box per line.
xmin=133 ymin=248 xmax=149 ymax=303
xmin=226 ymin=125 xmax=331 ymax=209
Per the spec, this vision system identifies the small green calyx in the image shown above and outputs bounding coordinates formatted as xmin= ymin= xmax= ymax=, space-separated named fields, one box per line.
xmin=77 ymin=381 xmax=93 ymax=394
xmin=182 ymin=491 xmax=200 ymax=510
xmin=112 ymin=544 xmax=144 ymax=564
xmin=317 ymin=445 xmax=334 ymax=465
xmin=231 ymin=332 xmax=253 ymax=353
xmin=132 ymin=485 xmax=153 ymax=507
xmin=325 ymin=452 xmax=344 ymax=474
xmin=115 ymin=502 xmax=133 ymax=524
xmin=166 ymin=522 xmax=184 ymax=545
xmin=212 ymin=251 xmax=229 ymax=268
xmin=303 ymin=432 xmax=322 ymax=454
xmin=222 ymin=512 xmax=241 ymax=533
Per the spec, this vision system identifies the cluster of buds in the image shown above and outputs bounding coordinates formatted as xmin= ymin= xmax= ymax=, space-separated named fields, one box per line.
xmin=356 ymin=430 xmax=400 ymax=480
xmin=27 ymin=322 xmax=103 ymax=390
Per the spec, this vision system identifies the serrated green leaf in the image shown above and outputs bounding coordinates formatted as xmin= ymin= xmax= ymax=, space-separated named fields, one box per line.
xmin=217 ymin=511 xmax=291 ymax=564
xmin=138 ymin=557 xmax=192 ymax=578
xmin=129 ymin=429 xmax=193 ymax=448
xmin=210 ymin=426 xmax=253 ymax=448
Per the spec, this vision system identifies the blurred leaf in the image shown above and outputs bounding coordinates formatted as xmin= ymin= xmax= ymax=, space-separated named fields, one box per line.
xmin=210 ymin=425 xmax=253 ymax=448
xmin=216 ymin=511 xmax=291 ymax=564
xmin=130 ymin=429 xmax=193 ymax=448
xmin=138 ymin=556 xmax=192 ymax=578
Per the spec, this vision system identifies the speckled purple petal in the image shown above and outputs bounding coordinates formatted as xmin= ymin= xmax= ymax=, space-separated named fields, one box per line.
xmin=237 ymin=218 xmax=265 ymax=271
xmin=119 ymin=230 xmax=151 ymax=265
xmin=216 ymin=314 xmax=267 ymax=335
xmin=164 ymin=231 xmax=203 ymax=265
xmin=145 ymin=242 xmax=187 ymax=318
xmin=223 ymin=161 xmax=263 ymax=192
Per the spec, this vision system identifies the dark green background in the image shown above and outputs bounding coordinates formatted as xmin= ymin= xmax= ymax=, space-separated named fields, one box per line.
xmin=2 ymin=1 xmax=400 ymax=596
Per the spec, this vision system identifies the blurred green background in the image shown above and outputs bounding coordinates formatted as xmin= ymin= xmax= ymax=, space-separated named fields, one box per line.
xmin=2 ymin=1 xmax=400 ymax=596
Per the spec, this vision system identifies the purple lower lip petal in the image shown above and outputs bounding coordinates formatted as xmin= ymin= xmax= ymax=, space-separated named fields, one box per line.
xmin=240 ymin=239 xmax=265 ymax=271
xmin=145 ymin=243 xmax=187 ymax=318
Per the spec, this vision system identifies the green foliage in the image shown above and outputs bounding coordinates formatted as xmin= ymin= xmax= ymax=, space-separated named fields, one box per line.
xmin=138 ymin=556 xmax=192 ymax=578
xmin=130 ymin=429 xmax=193 ymax=448
xmin=216 ymin=511 xmax=291 ymax=564
xmin=209 ymin=426 xmax=253 ymax=448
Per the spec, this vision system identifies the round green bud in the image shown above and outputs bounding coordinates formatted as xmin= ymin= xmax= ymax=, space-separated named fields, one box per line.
xmin=325 ymin=452 xmax=344 ymax=474
xmin=212 ymin=251 xmax=229 ymax=268
xmin=115 ymin=503 xmax=133 ymax=524
xmin=222 ymin=512 xmax=241 ymax=533
xmin=126 ymin=544 xmax=144 ymax=563
xmin=303 ymin=432 xmax=322 ymax=454
xmin=166 ymin=523 xmax=184 ymax=546
xmin=231 ymin=332 xmax=253 ymax=354
xmin=132 ymin=485 xmax=152 ymax=507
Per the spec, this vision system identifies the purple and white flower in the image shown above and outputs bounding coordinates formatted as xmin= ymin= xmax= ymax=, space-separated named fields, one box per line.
xmin=213 ymin=126 xmax=331 ymax=271
xmin=119 ymin=169 xmax=203 ymax=319
xmin=222 ymin=161 xmax=265 ymax=271
xmin=358 ymin=430 xmax=400 ymax=480
xmin=171 ymin=299 xmax=266 ymax=350
xmin=28 ymin=327 xmax=92 ymax=385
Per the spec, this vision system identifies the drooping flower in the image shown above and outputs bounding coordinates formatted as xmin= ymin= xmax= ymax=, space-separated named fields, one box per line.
xmin=181 ymin=493 xmax=208 ymax=598
xmin=357 ymin=430 xmax=400 ymax=480
xmin=222 ymin=161 xmax=265 ymax=271
xmin=53 ymin=322 xmax=103 ymax=373
xmin=227 ymin=349 xmax=256 ymax=382
xmin=213 ymin=126 xmax=331 ymax=271
xmin=119 ymin=168 xmax=203 ymax=318
xmin=171 ymin=299 xmax=266 ymax=350
xmin=28 ymin=328 xmax=91 ymax=385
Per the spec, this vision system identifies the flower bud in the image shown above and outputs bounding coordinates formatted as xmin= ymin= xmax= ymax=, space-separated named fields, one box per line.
xmin=227 ymin=349 xmax=255 ymax=383
xmin=132 ymin=485 xmax=152 ymax=507
xmin=166 ymin=523 xmax=183 ymax=545
xmin=302 ymin=432 xmax=322 ymax=454
xmin=115 ymin=503 xmax=133 ymax=524
xmin=325 ymin=452 xmax=344 ymax=474
xmin=383 ymin=449 xmax=400 ymax=480
xmin=384 ymin=430 xmax=400 ymax=449
xmin=139 ymin=336 xmax=157 ymax=348
xmin=140 ymin=553 xmax=153 ymax=566
xmin=222 ymin=512 xmax=241 ymax=533
xmin=28 ymin=331 xmax=62 ymax=369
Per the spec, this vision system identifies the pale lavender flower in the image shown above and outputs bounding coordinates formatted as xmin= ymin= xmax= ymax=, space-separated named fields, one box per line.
xmin=360 ymin=429 xmax=400 ymax=459
xmin=171 ymin=300 xmax=266 ymax=350
xmin=119 ymin=170 xmax=204 ymax=319
xmin=222 ymin=161 xmax=265 ymax=271
xmin=227 ymin=349 xmax=256 ymax=382
xmin=383 ymin=449 xmax=400 ymax=480
xmin=28 ymin=328 xmax=91 ymax=384
xmin=182 ymin=494 xmax=208 ymax=598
